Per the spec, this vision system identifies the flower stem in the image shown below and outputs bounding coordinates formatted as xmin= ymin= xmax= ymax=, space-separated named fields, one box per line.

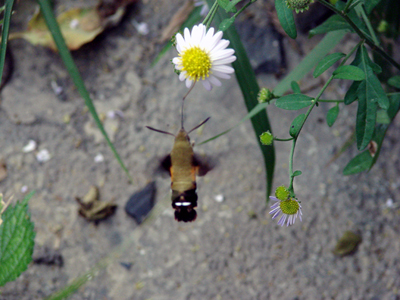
xmin=203 ymin=0 xmax=219 ymax=29
xmin=274 ymin=137 xmax=295 ymax=142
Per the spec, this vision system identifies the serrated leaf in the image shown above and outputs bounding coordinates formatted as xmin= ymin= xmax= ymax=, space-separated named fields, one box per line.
xmin=219 ymin=17 xmax=235 ymax=31
xmin=344 ymin=81 xmax=360 ymax=105
xmin=343 ymin=151 xmax=373 ymax=175
xmin=292 ymin=170 xmax=302 ymax=177
xmin=289 ymin=114 xmax=305 ymax=137
xmin=313 ymin=52 xmax=345 ymax=78
xmin=327 ymin=105 xmax=339 ymax=127
xmin=356 ymin=80 xmax=377 ymax=150
xmin=333 ymin=65 xmax=365 ymax=81
xmin=309 ymin=15 xmax=353 ymax=37
xmin=0 ymin=192 xmax=35 ymax=287
xmin=276 ymin=94 xmax=313 ymax=110
xmin=388 ymin=75 xmax=400 ymax=89
xmin=275 ymin=0 xmax=297 ymax=39
xmin=291 ymin=81 xmax=301 ymax=93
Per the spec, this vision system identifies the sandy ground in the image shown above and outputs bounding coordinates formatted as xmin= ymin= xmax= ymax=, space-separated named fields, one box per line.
xmin=1 ymin=1 xmax=400 ymax=300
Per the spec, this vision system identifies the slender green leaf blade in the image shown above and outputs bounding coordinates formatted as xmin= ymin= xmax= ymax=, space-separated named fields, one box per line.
xmin=210 ymin=3 xmax=275 ymax=197
xmin=0 ymin=192 xmax=36 ymax=286
xmin=333 ymin=65 xmax=365 ymax=81
xmin=37 ymin=0 xmax=133 ymax=182
xmin=356 ymin=81 xmax=377 ymax=150
xmin=289 ymin=114 xmax=305 ymax=137
xmin=313 ymin=52 xmax=345 ymax=78
xmin=0 ymin=0 xmax=14 ymax=88
xmin=343 ymin=151 xmax=373 ymax=175
xmin=275 ymin=93 xmax=313 ymax=110
xmin=219 ymin=17 xmax=235 ymax=31
xmin=218 ymin=0 xmax=238 ymax=12
xmin=361 ymin=0 xmax=382 ymax=13
xmin=273 ymin=31 xmax=346 ymax=96
xmin=388 ymin=75 xmax=400 ymax=89
xmin=327 ymin=105 xmax=339 ymax=127
xmin=309 ymin=15 xmax=353 ymax=37
xmin=275 ymin=0 xmax=297 ymax=39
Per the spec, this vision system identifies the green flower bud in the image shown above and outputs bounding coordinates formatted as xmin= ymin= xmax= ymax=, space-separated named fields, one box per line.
xmin=275 ymin=185 xmax=290 ymax=201
xmin=258 ymin=88 xmax=274 ymax=103
xmin=377 ymin=20 xmax=389 ymax=33
xmin=285 ymin=0 xmax=314 ymax=13
xmin=260 ymin=131 xmax=273 ymax=145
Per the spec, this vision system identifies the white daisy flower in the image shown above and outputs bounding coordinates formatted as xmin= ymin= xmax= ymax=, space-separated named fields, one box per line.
xmin=269 ymin=196 xmax=302 ymax=226
xmin=172 ymin=24 xmax=236 ymax=91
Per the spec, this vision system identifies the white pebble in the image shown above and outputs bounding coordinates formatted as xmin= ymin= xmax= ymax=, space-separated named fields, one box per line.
xmin=214 ymin=194 xmax=224 ymax=203
xmin=94 ymin=153 xmax=104 ymax=163
xmin=51 ymin=80 xmax=63 ymax=95
xmin=36 ymin=149 xmax=51 ymax=163
xmin=22 ymin=140 xmax=37 ymax=153
xmin=132 ymin=21 xmax=149 ymax=35
xmin=21 ymin=185 xmax=28 ymax=193
xmin=70 ymin=19 xmax=79 ymax=29
xmin=386 ymin=198 xmax=394 ymax=208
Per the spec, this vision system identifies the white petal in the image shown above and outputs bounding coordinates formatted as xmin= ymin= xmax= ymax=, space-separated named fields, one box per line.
xmin=185 ymin=78 xmax=193 ymax=88
xmin=184 ymin=27 xmax=191 ymax=44
xmin=172 ymin=57 xmax=181 ymax=64
xmin=210 ymin=49 xmax=235 ymax=61
xmin=179 ymin=72 xmax=187 ymax=81
xmin=211 ymin=39 xmax=229 ymax=52
xmin=202 ymin=79 xmax=212 ymax=91
xmin=208 ymin=75 xmax=221 ymax=86
xmin=212 ymin=65 xmax=234 ymax=74
xmin=206 ymin=31 xmax=223 ymax=52
xmin=176 ymin=33 xmax=186 ymax=52
xmin=212 ymin=56 xmax=236 ymax=65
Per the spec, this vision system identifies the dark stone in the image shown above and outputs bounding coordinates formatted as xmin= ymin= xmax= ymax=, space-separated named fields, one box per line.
xmin=125 ymin=181 xmax=156 ymax=224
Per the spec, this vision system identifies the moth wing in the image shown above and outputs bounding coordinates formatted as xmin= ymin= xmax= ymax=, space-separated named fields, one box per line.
xmin=193 ymin=154 xmax=213 ymax=176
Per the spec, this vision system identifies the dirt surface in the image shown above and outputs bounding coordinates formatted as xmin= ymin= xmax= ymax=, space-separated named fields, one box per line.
xmin=1 ymin=1 xmax=400 ymax=300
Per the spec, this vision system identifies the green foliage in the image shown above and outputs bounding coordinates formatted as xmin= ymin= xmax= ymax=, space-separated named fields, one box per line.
xmin=343 ymin=151 xmax=373 ymax=175
xmin=309 ymin=15 xmax=353 ymax=37
xmin=275 ymin=94 xmax=313 ymax=110
xmin=291 ymin=81 xmax=301 ymax=93
xmin=275 ymin=0 xmax=297 ymax=39
xmin=332 ymin=65 xmax=365 ymax=81
xmin=327 ymin=105 xmax=339 ymax=127
xmin=388 ymin=75 xmax=400 ymax=89
xmin=289 ymin=114 xmax=305 ymax=138
xmin=0 ymin=192 xmax=36 ymax=287
xmin=313 ymin=52 xmax=345 ymax=78
xmin=0 ymin=0 xmax=14 ymax=88
xmin=217 ymin=0 xmax=240 ymax=13
xmin=292 ymin=170 xmax=302 ymax=177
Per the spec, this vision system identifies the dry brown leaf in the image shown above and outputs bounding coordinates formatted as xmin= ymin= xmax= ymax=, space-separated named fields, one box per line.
xmin=159 ymin=0 xmax=194 ymax=43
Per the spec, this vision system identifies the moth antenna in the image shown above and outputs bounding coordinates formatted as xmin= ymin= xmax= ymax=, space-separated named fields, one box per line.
xmin=188 ymin=117 xmax=210 ymax=134
xmin=145 ymin=126 xmax=175 ymax=136
xmin=181 ymin=81 xmax=197 ymax=130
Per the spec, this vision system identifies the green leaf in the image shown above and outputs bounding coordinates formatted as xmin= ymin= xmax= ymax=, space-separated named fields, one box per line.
xmin=361 ymin=0 xmax=382 ymax=13
xmin=37 ymin=0 xmax=133 ymax=182
xmin=289 ymin=114 xmax=305 ymax=137
xmin=309 ymin=15 xmax=353 ymax=37
xmin=210 ymin=3 xmax=275 ymax=197
xmin=388 ymin=75 xmax=400 ymax=89
xmin=291 ymin=81 xmax=301 ymax=93
xmin=376 ymin=109 xmax=390 ymax=124
xmin=275 ymin=0 xmax=297 ymax=39
xmin=275 ymin=93 xmax=313 ymax=110
xmin=343 ymin=151 xmax=373 ymax=175
xmin=333 ymin=65 xmax=365 ymax=81
xmin=273 ymin=31 xmax=346 ymax=96
xmin=0 ymin=192 xmax=36 ymax=286
xmin=356 ymin=80 xmax=377 ymax=150
xmin=292 ymin=170 xmax=302 ymax=177
xmin=219 ymin=17 xmax=235 ymax=31
xmin=313 ymin=52 xmax=345 ymax=78
xmin=344 ymin=81 xmax=360 ymax=105
xmin=327 ymin=105 xmax=339 ymax=127
xmin=0 ymin=0 xmax=15 ymax=88
xmin=217 ymin=0 xmax=238 ymax=12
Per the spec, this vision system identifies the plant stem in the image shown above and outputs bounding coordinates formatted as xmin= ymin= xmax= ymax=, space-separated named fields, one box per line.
xmin=318 ymin=99 xmax=345 ymax=102
xmin=0 ymin=0 xmax=14 ymax=88
xmin=316 ymin=0 xmax=400 ymax=71
xmin=203 ymin=0 xmax=219 ymax=28
xmin=274 ymin=137 xmax=294 ymax=142
xmin=288 ymin=139 xmax=296 ymax=193
xmin=358 ymin=5 xmax=379 ymax=46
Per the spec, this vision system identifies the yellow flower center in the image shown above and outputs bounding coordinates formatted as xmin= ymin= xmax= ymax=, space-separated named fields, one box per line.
xmin=280 ymin=198 xmax=299 ymax=215
xmin=180 ymin=47 xmax=211 ymax=81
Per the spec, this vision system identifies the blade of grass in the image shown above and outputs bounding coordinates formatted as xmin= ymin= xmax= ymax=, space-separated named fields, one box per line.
xmin=273 ymin=30 xmax=347 ymax=96
xmin=0 ymin=0 xmax=14 ymax=88
xmin=36 ymin=0 xmax=132 ymax=182
xmin=208 ymin=1 xmax=275 ymax=197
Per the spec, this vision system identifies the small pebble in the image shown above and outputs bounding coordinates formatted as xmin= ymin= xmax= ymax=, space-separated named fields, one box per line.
xmin=94 ymin=153 xmax=104 ymax=163
xmin=132 ymin=21 xmax=149 ymax=35
xmin=36 ymin=149 xmax=51 ymax=162
xmin=22 ymin=140 xmax=37 ymax=153
xmin=386 ymin=198 xmax=394 ymax=208
xmin=21 ymin=185 xmax=28 ymax=193
xmin=214 ymin=194 xmax=224 ymax=203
